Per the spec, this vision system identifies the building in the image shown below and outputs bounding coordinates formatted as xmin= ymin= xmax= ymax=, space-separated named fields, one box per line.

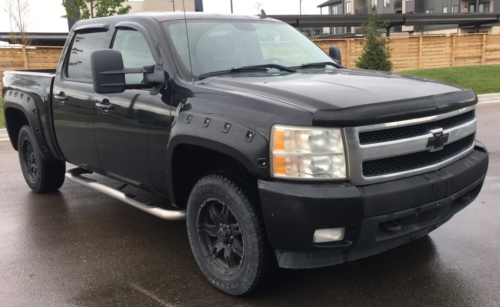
xmin=128 ymin=0 xmax=200 ymax=13
xmin=318 ymin=0 xmax=500 ymax=35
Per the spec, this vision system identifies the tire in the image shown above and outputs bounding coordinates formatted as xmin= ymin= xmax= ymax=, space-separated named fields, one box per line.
xmin=186 ymin=172 xmax=276 ymax=295
xmin=18 ymin=125 xmax=66 ymax=193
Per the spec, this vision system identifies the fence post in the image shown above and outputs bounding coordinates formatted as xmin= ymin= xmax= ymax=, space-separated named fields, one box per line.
xmin=22 ymin=46 xmax=29 ymax=69
xmin=481 ymin=33 xmax=486 ymax=65
xmin=451 ymin=35 xmax=456 ymax=67
xmin=346 ymin=39 xmax=350 ymax=69
xmin=418 ymin=36 xmax=423 ymax=69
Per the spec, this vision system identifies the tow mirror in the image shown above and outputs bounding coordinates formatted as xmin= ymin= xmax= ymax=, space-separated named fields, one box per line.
xmin=90 ymin=49 xmax=165 ymax=95
xmin=329 ymin=46 xmax=342 ymax=65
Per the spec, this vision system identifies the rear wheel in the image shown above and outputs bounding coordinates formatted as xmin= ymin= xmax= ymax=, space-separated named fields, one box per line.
xmin=18 ymin=126 xmax=66 ymax=193
xmin=186 ymin=172 xmax=275 ymax=295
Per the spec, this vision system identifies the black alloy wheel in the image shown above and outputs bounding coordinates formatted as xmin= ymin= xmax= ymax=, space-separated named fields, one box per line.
xmin=22 ymin=139 xmax=38 ymax=184
xmin=197 ymin=198 xmax=244 ymax=275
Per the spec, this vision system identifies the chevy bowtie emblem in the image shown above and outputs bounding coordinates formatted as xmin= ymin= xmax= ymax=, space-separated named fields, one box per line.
xmin=427 ymin=128 xmax=449 ymax=152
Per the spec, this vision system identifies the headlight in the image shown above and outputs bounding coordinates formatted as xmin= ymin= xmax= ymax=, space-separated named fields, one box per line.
xmin=270 ymin=125 xmax=347 ymax=180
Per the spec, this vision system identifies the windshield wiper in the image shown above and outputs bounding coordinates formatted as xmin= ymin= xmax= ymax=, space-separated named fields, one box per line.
xmin=295 ymin=62 xmax=340 ymax=69
xmin=199 ymin=64 xmax=296 ymax=79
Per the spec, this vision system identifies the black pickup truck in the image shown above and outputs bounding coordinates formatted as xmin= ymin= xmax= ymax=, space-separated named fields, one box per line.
xmin=2 ymin=12 xmax=488 ymax=295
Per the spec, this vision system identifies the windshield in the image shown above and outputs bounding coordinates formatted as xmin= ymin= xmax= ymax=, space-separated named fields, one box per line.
xmin=163 ymin=19 xmax=333 ymax=79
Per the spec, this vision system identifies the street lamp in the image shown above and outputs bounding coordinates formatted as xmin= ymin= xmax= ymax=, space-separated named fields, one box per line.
xmin=231 ymin=0 xmax=233 ymax=13
xmin=171 ymin=0 xmax=176 ymax=11
xmin=300 ymin=0 xmax=302 ymax=15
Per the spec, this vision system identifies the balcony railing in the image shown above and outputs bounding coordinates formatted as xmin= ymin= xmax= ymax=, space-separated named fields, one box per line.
xmin=356 ymin=7 xmax=368 ymax=14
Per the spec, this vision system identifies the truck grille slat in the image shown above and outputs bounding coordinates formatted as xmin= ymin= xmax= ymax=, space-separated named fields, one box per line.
xmin=359 ymin=110 xmax=475 ymax=144
xmin=362 ymin=134 xmax=475 ymax=177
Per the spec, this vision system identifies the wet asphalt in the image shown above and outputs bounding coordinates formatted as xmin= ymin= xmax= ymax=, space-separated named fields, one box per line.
xmin=1 ymin=103 xmax=500 ymax=307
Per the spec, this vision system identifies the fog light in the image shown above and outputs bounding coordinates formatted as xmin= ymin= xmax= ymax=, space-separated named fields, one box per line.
xmin=313 ymin=228 xmax=345 ymax=243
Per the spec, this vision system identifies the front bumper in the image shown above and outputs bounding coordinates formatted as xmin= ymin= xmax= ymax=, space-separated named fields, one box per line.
xmin=258 ymin=143 xmax=488 ymax=269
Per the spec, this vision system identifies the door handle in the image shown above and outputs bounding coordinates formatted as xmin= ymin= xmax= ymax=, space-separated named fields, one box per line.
xmin=95 ymin=99 xmax=114 ymax=111
xmin=54 ymin=92 xmax=68 ymax=104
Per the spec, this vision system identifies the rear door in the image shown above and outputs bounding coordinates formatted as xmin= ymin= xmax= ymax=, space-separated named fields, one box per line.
xmin=52 ymin=28 xmax=110 ymax=172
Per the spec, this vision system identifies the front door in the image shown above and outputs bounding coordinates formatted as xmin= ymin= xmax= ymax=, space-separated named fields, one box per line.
xmin=94 ymin=28 xmax=172 ymax=192
xmin=52 ymin=30 xmax=109 ymax=172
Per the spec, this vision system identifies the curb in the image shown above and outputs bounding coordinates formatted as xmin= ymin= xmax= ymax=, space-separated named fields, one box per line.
xmin=477 ymin=93 xmax=500 ymax=104
xmin=0 ymin=128 xmax=9 ymax=142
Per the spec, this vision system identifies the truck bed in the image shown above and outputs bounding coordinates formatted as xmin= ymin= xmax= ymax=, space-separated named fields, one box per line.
xmin=2 ymin=69 xmax=59 ymax=161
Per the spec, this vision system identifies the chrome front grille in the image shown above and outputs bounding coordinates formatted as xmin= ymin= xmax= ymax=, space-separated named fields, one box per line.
xmin=358 ymin=110 xmax=476 ymax=144
xmin=344 ymin=106 xmax=477 ymax=185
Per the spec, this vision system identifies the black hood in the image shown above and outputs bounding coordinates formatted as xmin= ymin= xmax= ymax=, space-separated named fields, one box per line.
xmin=199 ymin=69 xmax=462 ymax=113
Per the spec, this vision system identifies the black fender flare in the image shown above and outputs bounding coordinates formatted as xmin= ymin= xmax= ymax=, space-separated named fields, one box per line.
xmin=2 ymin=89 xmax=57 ymax=161
xmin=166 ymin=110 xmax=270 ymax=206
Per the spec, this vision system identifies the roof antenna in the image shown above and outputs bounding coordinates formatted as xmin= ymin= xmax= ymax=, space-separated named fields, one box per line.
xmin=182 ymin=0 xmax=194 ymax=84
xmin=259 ymin=9 xmax=267 ymax=18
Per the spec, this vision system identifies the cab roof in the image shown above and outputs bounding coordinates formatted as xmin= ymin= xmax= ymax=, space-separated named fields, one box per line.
xmin=137 ymin=12 xmax=275 ymax=22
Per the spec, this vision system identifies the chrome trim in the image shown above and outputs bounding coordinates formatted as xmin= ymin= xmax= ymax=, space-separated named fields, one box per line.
xmin=344 ymin=106 xmax=476 ymax=185
xmin=358 ymin=119 xmax=476 ymax=160
xmin=66 ymin=168 xmax=186 ymax=221
xmin=354 ymin=106 xmax=476 ymax=134
xmin=360 ymin=143 xmax=474 ymax=183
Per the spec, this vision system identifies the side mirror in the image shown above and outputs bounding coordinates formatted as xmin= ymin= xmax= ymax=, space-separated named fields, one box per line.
xmin=329 ymin=46 xmax=342 ymax=65
xmin=90 ymin=49 xmax=165 ymax=95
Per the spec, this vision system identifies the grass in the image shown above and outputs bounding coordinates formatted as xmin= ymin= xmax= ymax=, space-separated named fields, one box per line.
xmin=400 ymin=65 xmax=500 ymax=95
xmin=0 ymin=98 xmax=4 ymax=129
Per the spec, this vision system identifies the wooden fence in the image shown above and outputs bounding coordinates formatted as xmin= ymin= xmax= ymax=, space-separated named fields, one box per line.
xmin=314 ymin=33 xmax=500 ymax=71
xmin=0 ymin=46 xmax=63 ymax=92
xmin=1 ymin=34 xmax=500 ymax=91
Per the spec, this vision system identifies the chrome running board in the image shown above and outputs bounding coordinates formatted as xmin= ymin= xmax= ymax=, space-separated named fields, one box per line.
xmin=65 ymin=168 xmax=186 ymax=221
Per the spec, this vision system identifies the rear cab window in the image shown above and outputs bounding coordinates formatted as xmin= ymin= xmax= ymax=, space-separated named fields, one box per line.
xmin=66 ymin=31 xmax=109 ymax=82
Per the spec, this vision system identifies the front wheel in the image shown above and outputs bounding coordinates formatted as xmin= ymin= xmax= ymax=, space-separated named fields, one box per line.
xmin=186 ymin=172 xmax=275 ymax=295
xmin=18 ymin=125 xmax=66 ymax=193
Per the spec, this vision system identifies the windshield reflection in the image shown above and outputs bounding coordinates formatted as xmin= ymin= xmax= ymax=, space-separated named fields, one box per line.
xmin=163 ymin=20 xmax=333 ymax=79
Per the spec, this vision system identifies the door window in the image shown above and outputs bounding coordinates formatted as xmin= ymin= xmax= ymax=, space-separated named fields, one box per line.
xmin=112 ymin=29 xmax=156 ymax=84
xmin=66 ymin=31 xmax=108 ymax=82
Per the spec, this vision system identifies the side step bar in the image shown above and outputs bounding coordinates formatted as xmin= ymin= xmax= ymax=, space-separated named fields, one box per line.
xmin=65 ymin=168 xmax=186 ymax=221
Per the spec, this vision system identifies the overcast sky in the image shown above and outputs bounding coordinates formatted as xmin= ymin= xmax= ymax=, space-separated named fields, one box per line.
xmin=0 ymin=0 xmax=326 ymax=33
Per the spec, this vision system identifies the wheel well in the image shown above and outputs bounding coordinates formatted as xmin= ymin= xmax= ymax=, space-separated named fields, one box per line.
xmin=171 ymin=144 xmax=256 ymax=208
xmin=5 ymin=107 xmax=29 ymax=150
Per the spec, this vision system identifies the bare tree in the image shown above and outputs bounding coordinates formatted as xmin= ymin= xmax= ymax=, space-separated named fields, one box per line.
xmin=254 ymin=1 xmax=264 ymax=14
xmin=4 ymin=0 xmax=31 ymax=46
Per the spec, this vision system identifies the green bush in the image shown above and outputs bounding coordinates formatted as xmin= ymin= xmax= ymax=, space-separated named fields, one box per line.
xmin=355 ymin=5 xmax=393 ymax=72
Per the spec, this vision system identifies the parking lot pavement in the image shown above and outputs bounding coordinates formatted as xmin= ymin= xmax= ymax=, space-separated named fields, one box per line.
xmin=1 ymin=103 xmax=499 ymax=307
